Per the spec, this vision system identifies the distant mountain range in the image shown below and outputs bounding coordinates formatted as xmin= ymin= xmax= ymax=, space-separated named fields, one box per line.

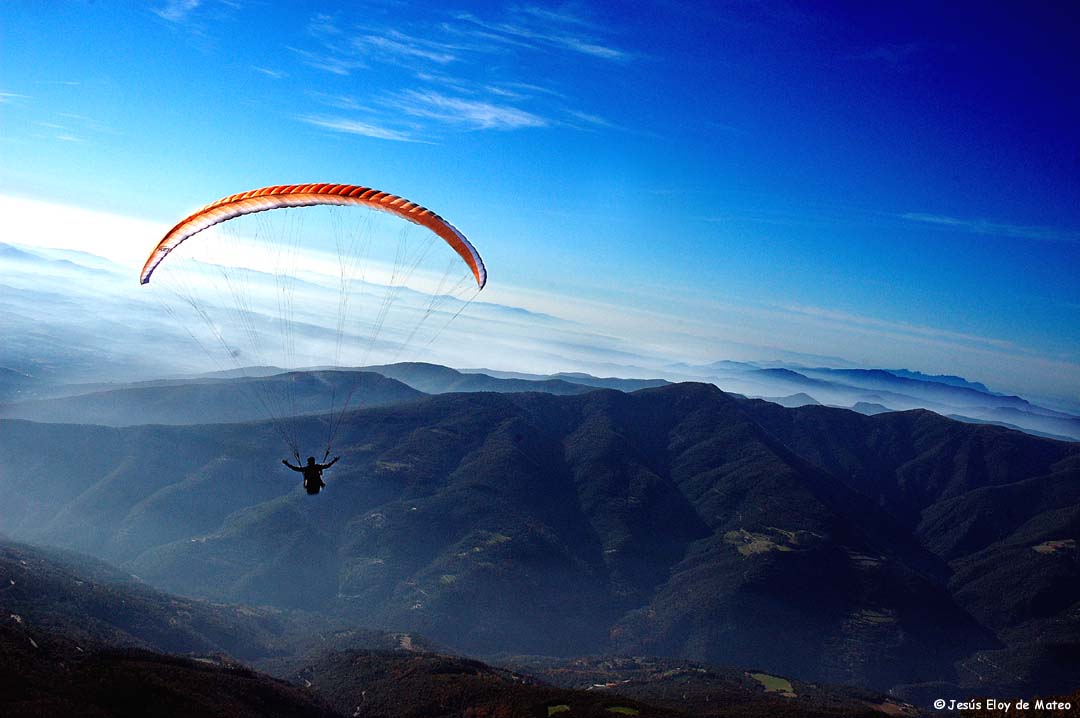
xmin=2 ymin=377 xmax=1077 ymax=702
xmin=5 ymin=358 xmax=1074 ymax=442
xmin=663 ymin=361 xmax=1080 ymax=441
xmin=0 ymin=370 xmax=422 ymax=426
xmin=0 ymin=363 xmax=669 ymax=426
xmin=362 ymin=362 xmax=595 ymax=395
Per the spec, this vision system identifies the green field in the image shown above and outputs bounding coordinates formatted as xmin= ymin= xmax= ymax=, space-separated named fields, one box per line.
xmin=750 ymin=672 xmax=795 ymax=695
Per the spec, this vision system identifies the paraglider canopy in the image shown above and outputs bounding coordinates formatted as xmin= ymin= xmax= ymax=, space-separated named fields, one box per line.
xmin=141 ymin=183 xmax=486 ymax=288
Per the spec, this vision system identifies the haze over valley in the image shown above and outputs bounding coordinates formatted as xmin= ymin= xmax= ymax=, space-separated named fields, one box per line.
xmin=4 ymin=241 xmax=1078 ymax=442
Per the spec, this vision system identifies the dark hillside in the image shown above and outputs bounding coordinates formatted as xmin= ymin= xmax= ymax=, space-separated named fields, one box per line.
xmin=0 ymin=627 xmax=338 ymax=718
xmin=0 ymin=540 xmax=327 ymax=661
xmin=738 ymin=400 xmax=1077 ymax=532
xmin=289 ymin=649 xmax=689 ymax=718
xmin=505 ymin=655 xmax=919 ymax=718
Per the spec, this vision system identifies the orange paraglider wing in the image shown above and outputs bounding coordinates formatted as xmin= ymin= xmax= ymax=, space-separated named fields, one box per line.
xmin=141 ymin=183 xmax=486 ymax=288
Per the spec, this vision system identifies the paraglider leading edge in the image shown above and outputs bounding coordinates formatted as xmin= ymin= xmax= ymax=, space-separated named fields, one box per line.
xmin=139 ymin=183 xmax=487 ymax=289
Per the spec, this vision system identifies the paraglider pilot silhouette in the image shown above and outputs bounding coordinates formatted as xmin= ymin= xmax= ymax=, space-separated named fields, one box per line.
xmin=282 ymin=455 xmax=340 ymax=495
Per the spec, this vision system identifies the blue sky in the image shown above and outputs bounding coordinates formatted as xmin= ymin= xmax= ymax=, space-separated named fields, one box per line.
xmin=2 ymin=1 xmax=1078 ymax=405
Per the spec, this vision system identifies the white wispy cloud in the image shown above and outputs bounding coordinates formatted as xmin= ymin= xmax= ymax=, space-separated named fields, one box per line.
xmin=564 ymin=109 xmax=614 ymax=130
xmin=253 ymin=66 xmax=287 ymax=79
xmin=444 ymin=21 xmax=535 ymax=52
xmin=902 ymin=212 xmax=1080 ymax=243
xmin=780 ymin=303 xmax=1018 ymax=352
xmin=20 ymin=111 xmax=113 ymax=145
xmin=389 ymin=90 xmax=547 ymax=130
xmin=558 ymin=36 xmax=625 ymax=60
xmin=354 ymin=30 xmax=459 ymax=64
xmin=0 ymin=91 xmax=30 ymax=104
xmin=308 ymin=92 xmax=365 ymax=111
xmin=307 ymin=13 xmax=341 ymax=37
xmin=415 ymin=72 xmax=478 ymax=94
xmin=518 ymin=5 xmax=594 ymax=27
xmin=287 ymin=46 xmax=366 ymax=76
xmin=484 ymin=81 xmax=565 ymax=100
xmin=453 ymin=12 xmax=629 ymax=61
xmin=298 ymin=114 xmax=419 ymax=143
xmin=485 ymin=85 xmax=525 ymax=99
xmin=153 ymin=0 xmax=202 ymax=23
